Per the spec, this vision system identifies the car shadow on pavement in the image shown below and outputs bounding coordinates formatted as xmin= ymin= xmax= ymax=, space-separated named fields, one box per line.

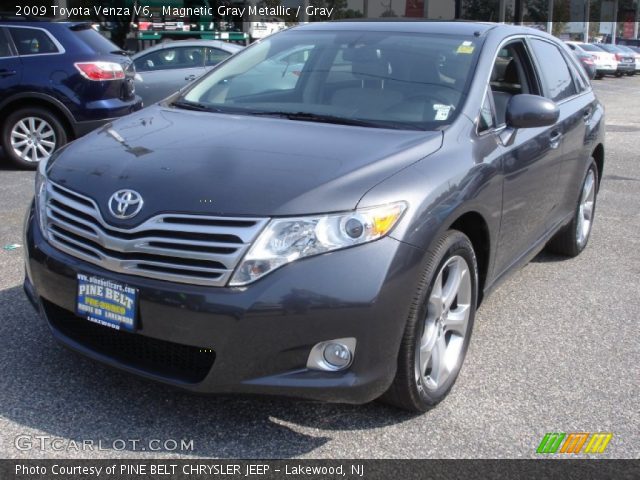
xmin=530 ymin=251 xmax=573 ymax=263
xmin=0 ymin=285 xmax=416 ymax=459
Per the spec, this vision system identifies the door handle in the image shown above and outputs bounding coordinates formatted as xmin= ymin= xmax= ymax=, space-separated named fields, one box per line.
xmin=0 ymin=69 xmax=17 ymax=78
xmin=583 ymin=108 xmax=592 ymax=122
xmin=185 ymin=74 xmax=196 ymax=81
xmin=549 ymin=131 xmax=563 ymax=149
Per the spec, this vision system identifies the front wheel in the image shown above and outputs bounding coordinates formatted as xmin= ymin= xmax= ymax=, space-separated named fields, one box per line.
xmin=547 ymin=160 xmax=599 ymax=257
xmin=380 ymin=230 xmax=477 ymax=412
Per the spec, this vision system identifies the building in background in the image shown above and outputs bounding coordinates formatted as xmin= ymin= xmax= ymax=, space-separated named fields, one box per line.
xmin=30 ymin=1 xmax=640 ymax=49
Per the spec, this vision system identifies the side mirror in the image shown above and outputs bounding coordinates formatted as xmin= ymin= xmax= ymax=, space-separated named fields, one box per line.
xmin=506 ymin=94 xmax=559 ymax=129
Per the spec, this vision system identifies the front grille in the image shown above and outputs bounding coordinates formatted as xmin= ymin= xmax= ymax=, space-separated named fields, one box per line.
xmin=44 ymin=300 xmax=215 ymax=383
xmin=44 ymin=182 xmax=269 ymax=286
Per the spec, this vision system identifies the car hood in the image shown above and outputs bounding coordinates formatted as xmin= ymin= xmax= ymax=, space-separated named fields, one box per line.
xmin=48 ymin=105 xmax=443 ymax=225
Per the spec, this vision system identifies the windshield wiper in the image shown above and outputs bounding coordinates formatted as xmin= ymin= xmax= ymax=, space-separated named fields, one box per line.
xmin=171 ymin=100 xmax=214 ymax=112
xmin=249 ymin=111 xmax=390 ymax=128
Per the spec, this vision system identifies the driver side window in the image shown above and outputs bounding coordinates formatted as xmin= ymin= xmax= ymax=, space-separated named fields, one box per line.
xmin=489 ymin=41 xmax=539 ymax=126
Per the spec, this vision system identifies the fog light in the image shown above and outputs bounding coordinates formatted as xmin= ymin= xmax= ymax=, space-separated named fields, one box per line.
xmin=323 ymin=343 xmax=351 ymax=368
xmin=307 ymin=337 xmax=356 ymax=372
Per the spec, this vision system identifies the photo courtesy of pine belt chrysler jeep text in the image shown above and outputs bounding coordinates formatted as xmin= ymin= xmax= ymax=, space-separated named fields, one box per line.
xmin=23 ymin=21 xmax=604 ymax=412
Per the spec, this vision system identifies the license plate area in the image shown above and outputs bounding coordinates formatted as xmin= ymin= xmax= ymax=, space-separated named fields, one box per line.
xmin=76 ymin=273 xmax=138 ymax=332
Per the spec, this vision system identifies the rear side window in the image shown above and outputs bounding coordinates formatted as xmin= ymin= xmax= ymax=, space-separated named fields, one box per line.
xmin=529 ymin=39 xmax=577 ymax=102
xmin=9 ymin=27 xmax=58 ymax=55
xmin=0 ymin=29 xmax=12 ymax=57
xmin=71 ymin=25 xmax=119 ymax=54
xmin=205 ymin=48 xmax=231 ymax=67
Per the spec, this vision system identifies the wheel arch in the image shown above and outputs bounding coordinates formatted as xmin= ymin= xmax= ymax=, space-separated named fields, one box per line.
xmin=448 ymin=211 xmax=491 ymax=306
xmin=592 ymin=143 xmax=604 ymax=186
xmin=0 ymin=93 xmax=75 ymax=140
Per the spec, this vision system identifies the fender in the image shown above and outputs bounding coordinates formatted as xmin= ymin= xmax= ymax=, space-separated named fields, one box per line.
xmin=0 ymin=91 xmax=77 ymax=134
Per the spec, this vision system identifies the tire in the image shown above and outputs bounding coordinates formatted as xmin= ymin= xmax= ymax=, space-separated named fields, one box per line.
xmin=380 ymin=230 xmax=478 ymax=412
xmin=1 ymin=107 xmax=68 ymax=169
xmin=546 ymin=159 xmax=599 ymax=257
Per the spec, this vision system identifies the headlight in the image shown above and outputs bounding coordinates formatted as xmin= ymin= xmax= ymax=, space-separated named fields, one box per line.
xmin=229 ymin=202 xmax=407 ymax=286
xmin=34 ymin=158 xmax=50 ymax=241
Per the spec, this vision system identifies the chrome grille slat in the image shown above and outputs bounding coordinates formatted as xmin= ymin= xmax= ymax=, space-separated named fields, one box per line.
xmin=132 ymin=243 xmax=247 ymax=263
xmin=45 ymin=181 xmax=268 ymax=286
xmin=48 ymin=210 xmax=101 ymax=241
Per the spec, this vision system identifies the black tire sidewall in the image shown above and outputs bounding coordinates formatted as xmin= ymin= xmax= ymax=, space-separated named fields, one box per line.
xmin=1 ymin=107 xmax=67 ymax=169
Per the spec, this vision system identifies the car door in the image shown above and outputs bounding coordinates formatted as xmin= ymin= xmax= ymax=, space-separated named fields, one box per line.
xmin=490 ymin=39 xmax=565 ymax=277
xmin=133 ymin=46 xmax=206 ymax=105
xmin=0 ymin=27 xmax=23 ymax=101
xmin=527 ymin=37 xmax=593 ymax=231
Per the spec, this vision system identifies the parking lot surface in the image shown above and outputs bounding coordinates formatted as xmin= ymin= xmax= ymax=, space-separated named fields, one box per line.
xmin=0 ymin=78 xmax=638 ymax=459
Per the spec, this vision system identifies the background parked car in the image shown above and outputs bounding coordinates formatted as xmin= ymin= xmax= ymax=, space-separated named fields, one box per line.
xmin=0 ymin=18 xmax=142 ymax=168
xmin=565 ymin=41 xmax=617 ymax=78
xmin=616 ymin=44 xmax=640 ymax=74
xmin=594 ymin=43 xmax=636 ymax=76
xmin=572 ymin=51 xmax=597 ymax=79
xmin=132 ymin=40 xmax=243 ymax=105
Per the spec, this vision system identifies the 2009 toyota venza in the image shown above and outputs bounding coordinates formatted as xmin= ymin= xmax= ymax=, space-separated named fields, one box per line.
xmin=24 ymin=22 xmax=604 ymax=412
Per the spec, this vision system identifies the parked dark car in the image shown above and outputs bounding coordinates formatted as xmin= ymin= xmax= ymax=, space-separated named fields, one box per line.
xmin=132 ymin=40 xmax=243 ymax=106
xmin=572 ymin=50 xmax=597 ymax=79
xmin=594 ymin=43 xmax=636 ymax=76
xmin=24 ymin=22 xmax=604 ymax=412
xmin=0 ymin=18 xmax=142 ymax=168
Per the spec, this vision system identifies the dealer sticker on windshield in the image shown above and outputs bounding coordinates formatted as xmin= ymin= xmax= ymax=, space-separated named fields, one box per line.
xmin=457 ymin=41 xmax=475 ymax=54
xmin=433 ymin=104 xmax=452 ymax=121
xmin=76 ymin=273 xmax=137 ymax=331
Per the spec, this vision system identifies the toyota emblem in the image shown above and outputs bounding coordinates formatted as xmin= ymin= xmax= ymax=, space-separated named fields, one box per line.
xmin=108 ymin=189 xmax=144 ymax=219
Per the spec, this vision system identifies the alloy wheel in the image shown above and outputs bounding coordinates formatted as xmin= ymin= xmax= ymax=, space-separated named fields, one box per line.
xmin=416 ymin=255 xmax=472 ymax=392
xmin=10 ymin=117 xmax=57 ymax=164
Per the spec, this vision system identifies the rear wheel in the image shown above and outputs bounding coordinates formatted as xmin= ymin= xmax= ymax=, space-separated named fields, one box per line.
xmin=547 ymin=160 xmax=598 ymax=257
xmin=380 ymin=230 xmax=477 ymax=412
xmin=1 ymin=107 xmax=68 ymax=169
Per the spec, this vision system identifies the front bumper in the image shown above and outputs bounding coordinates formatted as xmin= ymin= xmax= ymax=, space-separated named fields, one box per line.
xmin=24 ymin=206 xmax=425 ymax=403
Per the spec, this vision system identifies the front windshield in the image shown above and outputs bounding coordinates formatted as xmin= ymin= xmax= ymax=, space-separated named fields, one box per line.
xmin=181 ymin=29 xmax=482 ymax=130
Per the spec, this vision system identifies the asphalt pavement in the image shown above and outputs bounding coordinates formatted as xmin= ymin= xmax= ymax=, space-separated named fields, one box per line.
xmin=0 ymin=77 xmax=638 ymax=459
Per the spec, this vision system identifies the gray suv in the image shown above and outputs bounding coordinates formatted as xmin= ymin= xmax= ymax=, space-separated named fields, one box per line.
xmin=24 ymin=22 xmax=604 ymax=412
